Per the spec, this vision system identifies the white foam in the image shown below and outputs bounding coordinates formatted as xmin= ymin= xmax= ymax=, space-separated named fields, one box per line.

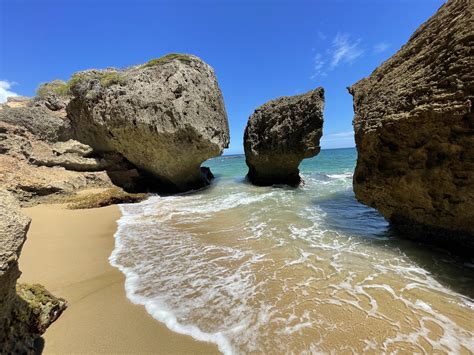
xmin=326 ymin=172 xmax=353 ymax=179
xmin=110 ymin=205 xmax=236 ymax=354
xmin=109 ymin=179 xmax=474 ymax=353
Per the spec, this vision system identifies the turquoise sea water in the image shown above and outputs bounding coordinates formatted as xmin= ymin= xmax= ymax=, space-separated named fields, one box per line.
xmin=111 ymin=148 xmax=474 ymax=354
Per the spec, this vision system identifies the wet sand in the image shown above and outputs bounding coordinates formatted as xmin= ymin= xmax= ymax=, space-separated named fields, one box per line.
xmin=19 ymin=203 xmax=219 ymax=354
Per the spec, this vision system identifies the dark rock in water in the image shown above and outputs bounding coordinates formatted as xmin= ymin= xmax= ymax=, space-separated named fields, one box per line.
xmin=244 ymin=88 xmax=324 ymax=186
xmin=200 ymin=166 xmax=214 ymax=185
xmin=67 ymin=53 xmax=230 ymax=192
xmin=348 ymin=0 xmax=473 ymax=251
xmin=0 ymin=190 xmax=67 ymax=353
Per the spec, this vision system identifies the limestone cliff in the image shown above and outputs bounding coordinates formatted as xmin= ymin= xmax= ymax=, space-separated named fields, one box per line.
xmin=244 ymin=88 xmax=324 ymax=186
xmin=67 ymin=54 xmax=230 ymax=192
xmin=349 ymin=0 xmax=473 ymax=250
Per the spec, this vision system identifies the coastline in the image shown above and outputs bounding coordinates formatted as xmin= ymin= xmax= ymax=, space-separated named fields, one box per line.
xmin=19 ymin=203 xmax=219 ymax=354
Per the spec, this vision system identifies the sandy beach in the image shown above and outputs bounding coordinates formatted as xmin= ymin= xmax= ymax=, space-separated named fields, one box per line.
xmin=19 ymin=203 xmax=219 ymax=354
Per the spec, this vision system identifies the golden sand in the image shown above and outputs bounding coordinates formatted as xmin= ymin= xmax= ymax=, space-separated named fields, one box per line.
xmin=19 ymin=203 xmax=219 ymax=354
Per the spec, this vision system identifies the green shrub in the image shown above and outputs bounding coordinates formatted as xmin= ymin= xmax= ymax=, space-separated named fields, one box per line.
xmin=36 ymin=70 xmax=126 ymax=98
xmin=36 ymin=80 xmax=70 ymax=97
xmin=141 ymin=53 xmax=193 ymax=68
xmin=99 ymin=72 xmax=126 ymax=87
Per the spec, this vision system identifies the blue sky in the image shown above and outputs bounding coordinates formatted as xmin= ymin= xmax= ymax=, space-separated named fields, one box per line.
xmin=0 ymin=0 xmax=444 ymax=154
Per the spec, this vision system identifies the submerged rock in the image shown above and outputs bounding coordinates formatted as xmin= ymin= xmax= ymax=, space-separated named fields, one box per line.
xmin=348 ymin=0 xmax=473 ymax=250
xmin=0 ymin=190 xmax=67 ymax=353
xmin=67 ymin=54 xmax=230 ymax=192
xmin=244 ymin=88 xmax=324 ymax=186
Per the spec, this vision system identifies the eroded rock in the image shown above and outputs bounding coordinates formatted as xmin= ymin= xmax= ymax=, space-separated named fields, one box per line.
xmin=349 ymin=0 xmax=473 ymax=250
xmin=244 ymin=88 xmax=324 ymax=186
xmin=0 ymin=122 xmax=115 ymax=204
xmin=0 ymin=96 xmax=71 ymax=142
xmin=67 ymin=53 xmax=230 ymax=191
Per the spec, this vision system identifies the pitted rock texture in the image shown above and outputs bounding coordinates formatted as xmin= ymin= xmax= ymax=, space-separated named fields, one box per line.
xmin=244 ymin=88 xmax=324 ymax=186
xmin=349 ymin=0 xmax=474 ymax=250
xmin=0 ymin=95 xmax=71 ymax=142
xmin=0 ymin=191 xmax=67 ymax=353
xmin=67 ymin=54 xmax=230 ymax=191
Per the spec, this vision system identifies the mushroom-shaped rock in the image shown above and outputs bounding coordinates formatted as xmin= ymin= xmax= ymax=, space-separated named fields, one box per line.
xmin=348 ymin=0 xmax=473 ymax=251
xmin=67 ymin=54 xmax=230 ymax=192
xmin=244 ymin=88 xmax=324 ymax=186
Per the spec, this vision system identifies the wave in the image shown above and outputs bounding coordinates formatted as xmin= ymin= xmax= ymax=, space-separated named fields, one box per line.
xmin=109 ymin=165 xmax=474 ymax=353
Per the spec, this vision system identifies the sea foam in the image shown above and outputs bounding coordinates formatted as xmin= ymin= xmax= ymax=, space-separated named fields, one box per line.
xmin=109 ymin=153 xmax=474 ymax=353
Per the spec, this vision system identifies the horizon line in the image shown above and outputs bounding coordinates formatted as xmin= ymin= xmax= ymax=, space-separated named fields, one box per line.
xmin=222 ymin=146 xmax=356 ymax=156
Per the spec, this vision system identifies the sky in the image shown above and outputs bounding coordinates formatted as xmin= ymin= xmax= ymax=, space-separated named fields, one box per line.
xmin=0 ymin=0 xmax=444 ymax=154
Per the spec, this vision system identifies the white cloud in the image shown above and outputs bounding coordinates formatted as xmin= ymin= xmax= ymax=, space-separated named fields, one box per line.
xmin=0 ymin=80 xmax=19 ymax=103
xmin=321 ymin=131 xmax=355 ymax=149
xmin=373 ymin=42 xmax=389 ymax=54
xmin=324 ymin=131 xmax=353 ymax=138
xmin=330 ymin=33 xmax=363 ymax=69
xmin=311 ymin=33 xmax=363 ymax=78
xmin=311 ymin=53 xmax=326 ymax=78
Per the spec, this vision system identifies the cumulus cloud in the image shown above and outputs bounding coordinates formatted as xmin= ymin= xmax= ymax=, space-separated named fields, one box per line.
xmin=373 ymin=42 xmax=389 ymax=53
xmin=311 ymin=33 xmax=363 ymax=78
xmin=330 ymin=33 xmax=364 ymax=69
xmin=0 ymin=80 xmax=19 ymax=103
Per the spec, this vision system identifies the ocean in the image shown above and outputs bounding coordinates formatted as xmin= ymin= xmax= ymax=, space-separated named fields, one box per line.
xmin=110 ymin=148 xmax=474 ymax=354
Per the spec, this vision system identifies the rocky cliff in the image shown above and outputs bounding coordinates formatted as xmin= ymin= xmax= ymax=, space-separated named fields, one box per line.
xmin=244 ymin=88 xmax=324 ymax=186
xmin=349 ymin=0 xmax=473 ymax=250
xmin=0 ymin=190 xmax=67 ymax=353
xmin=0 ymin=96 xmax=141 ymax=204
xmin=67 ymin=54 xmax=230 ymax=192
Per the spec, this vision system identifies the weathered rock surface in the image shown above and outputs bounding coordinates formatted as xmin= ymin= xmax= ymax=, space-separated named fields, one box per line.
xmin=0 ymin=95 xmax=71 ymax=142
xmin=349 ymin=0 xmax=473 ymax=250
xmin=244 ymin=88 xmax=324 ymax=186
xmin=0 ymin=121 xmax=116 ymax=204
xmin=0 ymin=190 xmax=67 ymax=353
xmin=67 ymin=54 xmax=230 ymax=191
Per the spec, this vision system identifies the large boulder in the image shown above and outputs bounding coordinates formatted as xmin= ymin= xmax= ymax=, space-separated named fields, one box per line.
xmin=67 ymin=53 xmax=230 ymax=192
xmin=244 ymin=88 xmax=324 ymax=186
xmin=0 ymin=190 xmax=67 ymax=353
xmin=348 ymin=0 xmax=473 ymax=250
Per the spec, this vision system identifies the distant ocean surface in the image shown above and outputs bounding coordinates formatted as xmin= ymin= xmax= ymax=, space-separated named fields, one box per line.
xmin=110 ymin=148 xmax=474 ymax=354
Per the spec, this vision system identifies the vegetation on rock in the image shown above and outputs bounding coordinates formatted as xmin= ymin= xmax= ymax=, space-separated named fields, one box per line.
xmin=36 ymin=80 xmax=70 ymax=97
xmin=99 ymin=72 xmax=126 ymax=87
xmin=141 ymin=53 xmax=194 ymax=68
